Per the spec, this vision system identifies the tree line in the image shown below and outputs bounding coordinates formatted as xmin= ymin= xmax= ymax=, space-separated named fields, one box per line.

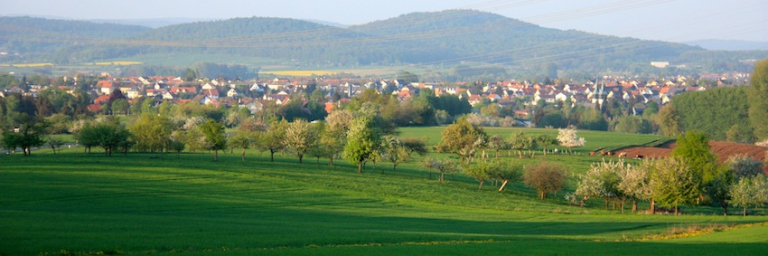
xmin=570 ymin=130 xmax=768 ymax=216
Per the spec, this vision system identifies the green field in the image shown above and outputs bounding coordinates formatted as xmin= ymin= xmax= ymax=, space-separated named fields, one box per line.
xmin=1 ymin=127 xmax=766 ymax=255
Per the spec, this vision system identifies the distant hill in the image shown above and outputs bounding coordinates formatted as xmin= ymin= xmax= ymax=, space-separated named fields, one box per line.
xmin=88 ymin=18 xmax=211 ymax=29
xmin=1 ymin=12 xmax=766 ymax=75
xmin=684 ymin=39 xmax=768 ymax=51
xmin=350 ymin=10 xmax=702 ymax=70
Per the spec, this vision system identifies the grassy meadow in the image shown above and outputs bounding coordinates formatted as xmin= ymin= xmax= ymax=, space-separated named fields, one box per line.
xmin=1 ymin=126 xmax=767 ymax=255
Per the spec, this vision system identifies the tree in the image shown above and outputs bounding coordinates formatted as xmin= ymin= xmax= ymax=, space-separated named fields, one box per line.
xmin=283 ymin=119 xmax=317 ymax=163
xmin=648 ymin=158 xmax=700 ymax=215
xmin=74 ymin=123 xmax=99 ymax=154
xmin=46 ymin=136 xmax=64 ymax=154
xmin=618 ymin=160 xmax=651 ymax=212
xmin=655 ymin=104 xmax=681 ymax=137
xmin=747 ymin=58 xmax=768 ymax=140
xmin=707 ymin=168 xmax=733 ymax=216
xmin=486 ymin=135 xmax=509 ymax=159
xmin=465 ymin=161 xmax=491 ymax=189
xmin=200 ymin=119 xmax=227 ymax=161
xmin=1 ymin=131 xmax=20 ymax=153
xmin=344 ymin=116 xmax=381 ymax=173
xmin=671 ymin=131 xmax=717 ymax=184
xmin=435 ymin=118 xmax=487 ymax=164
xmin=557 ymin=126 xmax=585 ymax=154
xmin=170 ymin=139 xmax=185 ymax=158
xmin=728 ymin=154 xmax=764 ymax=179
xmin=434 ymin=159 xmax=459 ymax=182
xmin=11 ymin=114 xmax=47 ymax=156
xmin=401 ymin=137 xmax=428 ymax=156
xmin=524 ymin=162 xmax=566 ymax=199
xmin=306 ymin=122 xmax=328 ymax=165
xmin=261 ymin=119 xmax=287 ymax=162
xmin=382 ymin=136 xmax=410 ymax=173
xmin=111 ymin=99 xmax=130 ymax=115
xmin=575 ymin=160 xmax=624 ymax=210
xmin=228 ymin=131 xmax=254 ymax=162
xmin=728 ymin=175 xmax=768 ymax=216
xmin=318 ymin=124 xmax=346 ymax=167
xmin=183 ymin=126 xmax=206 ymax=154
xmin=420 ymin=157 xmax=440 ymax=180
xmin=128 ymin=114 xmax=172 ymax=153
xmin=509 ymin=131 xmax=533 ymax=158
xmin=80 ymin=123 xmax=130 ymax=157
xmin=487 ymin=161 xmax=524 ymax=191
xmin=535 ymin=134 xmax=558 ymax=156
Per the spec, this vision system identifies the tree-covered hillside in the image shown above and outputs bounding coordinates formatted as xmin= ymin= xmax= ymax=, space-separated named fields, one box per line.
xmin=0 ymin=17 xmax=150 ymax=56
xmin=1 ymin=12 xmax=766 ymax=74
xmin=350 ymin=10 xmax=702 ymax=71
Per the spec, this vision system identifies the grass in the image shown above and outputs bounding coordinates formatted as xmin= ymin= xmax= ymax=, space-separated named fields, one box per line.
xmin=1 ymin=127 xmax=767 ymax=255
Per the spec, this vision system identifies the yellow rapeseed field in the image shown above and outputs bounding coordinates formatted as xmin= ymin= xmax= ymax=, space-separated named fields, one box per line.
xmin=263 ymin=70 xmax=332 ymax=77
xmin=0 ymin=63 xmax=55 ymax=68
xmin=94 ymin=61 xmax=143 ymax=65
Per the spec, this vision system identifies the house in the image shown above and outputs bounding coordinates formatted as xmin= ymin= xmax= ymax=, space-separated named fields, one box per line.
xmin=98 ymin=81 xmax=113 ymax=95
xmin=468 ymin=95 xmax=483 ymax=106
xmin=87 ymin=104 xmax=102 ymax=113
xmin=201 ymin=83 xmax=215 ymax=90
xmin=245 ymin=101 xmax=263 ymax=114
xmin=170 ymin=86 xmax=197 ymax=95
xmin=202 ymin=89 xmax=219 ymax=100
xmin=94 ymin=95 xmax=110 ymax=105
xmin=227 ymin=88 xmax=239 ymax=98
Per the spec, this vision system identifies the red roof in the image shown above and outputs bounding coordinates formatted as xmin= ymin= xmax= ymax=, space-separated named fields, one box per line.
xmin=203 ymin=89 xmax=219 ymax=96
xmin=87 ymin=104 xmax=102 ymax=113
xmin=97 ymin=81 xmax=113 ymax=88
xmin=170 ymin=86 xmax=197 ymax=94
xmin=94 ymin=95 xmax=110 ymax=105
xmin=324 ymin=102 xmax=335 ymax=114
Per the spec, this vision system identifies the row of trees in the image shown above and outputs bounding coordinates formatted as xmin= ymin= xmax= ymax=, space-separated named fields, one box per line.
xmin=571 ymin=131 xmax=768 ymax=215
xmin=435 ymin=118 xmax=585 ymax=165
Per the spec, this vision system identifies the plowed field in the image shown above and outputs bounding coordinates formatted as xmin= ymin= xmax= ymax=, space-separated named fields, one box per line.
xmin=613 ymin=141 xmax=767 ymax=164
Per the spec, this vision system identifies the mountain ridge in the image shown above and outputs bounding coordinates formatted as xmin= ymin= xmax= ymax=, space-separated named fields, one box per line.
xmin=1 ymin=10 xmax=765 ymax=74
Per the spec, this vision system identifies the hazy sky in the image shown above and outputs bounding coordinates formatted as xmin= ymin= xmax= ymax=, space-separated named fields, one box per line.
xmin=1 ymin=0 xmax=766 ymax=42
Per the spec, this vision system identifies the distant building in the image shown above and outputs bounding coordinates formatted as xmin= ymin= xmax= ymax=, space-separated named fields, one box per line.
xmin=650 ymin=62 xmax=670 ymax=68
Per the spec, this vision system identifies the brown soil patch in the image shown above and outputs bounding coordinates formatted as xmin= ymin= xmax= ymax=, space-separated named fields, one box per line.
xmin=612 ymin=141 xmax=767 ymax=164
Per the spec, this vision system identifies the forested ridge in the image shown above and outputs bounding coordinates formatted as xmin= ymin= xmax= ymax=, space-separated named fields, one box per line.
xmin=2 ymin=10 xmax=765 ymax=73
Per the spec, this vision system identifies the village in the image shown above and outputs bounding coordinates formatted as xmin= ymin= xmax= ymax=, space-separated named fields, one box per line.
xmin=0 ymin=70 xmax=752 ymax=122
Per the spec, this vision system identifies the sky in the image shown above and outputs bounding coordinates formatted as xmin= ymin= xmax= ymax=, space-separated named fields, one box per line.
xmin=1 ymin=0 xmax=766 ymax=42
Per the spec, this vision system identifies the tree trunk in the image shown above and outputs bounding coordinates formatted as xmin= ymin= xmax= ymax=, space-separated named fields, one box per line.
xmin=393 ymin=164 xmax=397 ymax=174
xmin=241 ymin=148 xmax=246 ymax=162
xmin=495 ymin=149 xmax=499 ymax=159
xmin=605 ymin=199 xmax=609 ymax=210
xmin=270 ymin=150 xmax=275 ymax=162
xmin=543 ymin=148 xmax=547 ymax=156
xmin=329 ymin=157 xmax=334 ymax=167
xmin=357 ymin=163 xmax=362 ymax=174
xmin=632 ymin=200 xmax=638 ymax=212
xmin=440 ymin=171 xmax=445 ymax=182
xmin=498 ymin=180 xmax=509 ymax=191
xmin=214 ymin=149 xmax=218 ymax=161
xmin=620 ymin=199 xmax=625 ymax=214
xmin=298 ymin=154 xmax=303 ymax=163
xmin=479 ymin=179 xmax=484 ymax=189
xmin=650 ymin=199 xmax=656 ymax=214
xmin=674 ymin=206 xmax=679 ymax=215
xmin=743 ymin=207 xmax=747 ymax=216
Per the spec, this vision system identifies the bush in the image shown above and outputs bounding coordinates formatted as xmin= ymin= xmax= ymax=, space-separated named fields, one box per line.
xmin=524 ymin=162 xmax=567 ymax=199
